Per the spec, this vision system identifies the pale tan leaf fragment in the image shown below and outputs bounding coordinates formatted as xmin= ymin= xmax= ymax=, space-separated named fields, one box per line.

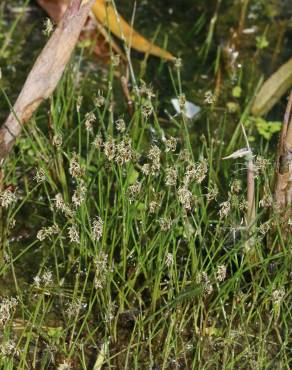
xmin=93 ymin=341 xmax=108 ymax=370
xmin=92 ymin=0 xmax=174 ymax=60
xmin=251 ymin=58 xmax=292 ymax=116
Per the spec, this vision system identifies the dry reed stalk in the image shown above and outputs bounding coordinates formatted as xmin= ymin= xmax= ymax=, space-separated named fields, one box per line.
xmin=274 ymin=91 xmax=292 ymax=215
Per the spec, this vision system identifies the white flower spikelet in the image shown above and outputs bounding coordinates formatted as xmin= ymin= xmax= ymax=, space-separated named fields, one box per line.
xmin=216 ymin=265 xmax=227 ymax=282
xmin=37 ymin=224 xmax=59 ymax=241
xmin=165 ymin=253 xmax=174 ymax=267
xmin=272 ymin=288 xmax=285 ymax=305
xmin=177 ymin=187 xmax=192 ymax=210
xmin=94 ymin=252 xmax=108 ymax=289
xmin=219 ymin=201 xmax=231 ymax=218
xmin=68 ymin=225 xmax=80 ymax=244
xmin=34 ymin=168 xmax=46 ymax=183
xmin=0 ymin=189 xmax=17 ymax=208
xmin=92 ymin=217 xmax=103 ymax=242
xmin=0 ymin=297 xmax=18 ymax=326
xmin=0 ymin=339 xmax=19 ymax=358
xmin=72 ymin=182 xmax=87 ymax=207
xmin=69 ymin=153 xmax=84 ymax=178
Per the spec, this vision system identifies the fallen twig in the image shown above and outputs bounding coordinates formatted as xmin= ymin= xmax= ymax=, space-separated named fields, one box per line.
xmin=0 ymin=0 xmax=95 ymax=165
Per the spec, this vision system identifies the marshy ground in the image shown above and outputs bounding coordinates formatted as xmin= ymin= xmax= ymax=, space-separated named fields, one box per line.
xmin=0 ymin=0 xmax=291 ymax=369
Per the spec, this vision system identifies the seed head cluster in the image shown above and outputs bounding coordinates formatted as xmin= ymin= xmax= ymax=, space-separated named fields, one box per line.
xmin=76 ymin=96 xmax=83 ymax=112
xmin=255 ymin=155 xmax=270 ymax=173
xmin=34 ymin=168 xmax=46 ymax=183
xmin=92 ymin=217 xmax=103 ymax=242
xmin=174 ymin=57 xmax=183 ymax=69
xmin=206 ymin=183 xmax=219 ymax=201
xmin=231 ymin=179 xmax=242 ymax=194
xmin=259 ymin=221 xmax=270 ymax=235
xmin=165 ymin=253 xmax=174 ymax=267
xmin=204 ymin=90 xmax=215 ymax=104
xmin=115 ymin=118 xmax=126 ymax=133
xmin=94 ymin=252 xmax=108 ymax=289
xmin=0 ymin=297 xmax=18 ymax=326
xmin=165 ymin=166 xmax=178 ymax=186
xmin=92 ymin=134 xmax=103 ymax=150
xmin=219 ymin=200 xmax=231 ymax=218
xmin=259 ymin=191 xmax=273 ymax=208
xmin=37 ymin=224 xmax=59 ymax=241
xmin=159 ymin=217 xmax=173 ymax=231
xmin=94 ymin=93 xmax=105 ymax=107
xmin=128 ymin=181 xmax=141 ymax=202
xmin=33 ymin=270 xmax=53 ymax=288
xmin=216 ymin=265 xmax=227 ymax=282
xmin=197 ymin=272 xmax=213 ymax=296
xmin=68 ymin=224 xmax=80 ymax=244
xmin=103 ymin=137 xmax=116 ymax=161
xmin=177 ymin=186 xmax=192 ymax=210
xmin=43 ymin=18 xmax=53 ymax=36
xmin=149 ymin=201 xmax=159 ymax=214
xmin=0 ymin=339 xmax=19 ymax=358
xmin=53 ymin=193 xmax=74 ymax=218
xmin=141 ymin=101 xmax=153 ymax=118
xmin=165 ymin=136 xmax=178 ymax=152
xmin=69 ymin=153 xmax=85 ymax=179
xmin=178 ymin=93 xmax=186 ymax=110
xmin=72 ymin=181 xmax=87 ymax=207
xmin=147 ymin=145 xmax=161 ymax=174
xmin=183 ymin=159 xmax=208 ymax=186
xmin=66 ymin=300 xmax=83 ymax=318
xmin=84 ymin=112 xmax=96 ymax=133
xmin=272 ymin=288 xmax=285 ymax=305
xmin=52 ymin=133 xmax=63 ymax=148
xmin=0 ymin=189 xmax=17 ymax=208
xmin=115 ymin=138 xmax=133 ymax=165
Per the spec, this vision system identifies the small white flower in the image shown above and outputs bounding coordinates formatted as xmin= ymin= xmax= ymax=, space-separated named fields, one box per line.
xmin=219 ymin=201 xmax=231 ymax=218
xmin=115 ymin=118 xmax=126 ymax=133
xmin=43 ymin=18 xmax=54 ymax=36
xmin=272 ymin=288 xmax=285 ymax=305
xmin=92 ymin=217 xmax=103 ymax=242
xmin=34 ymin=168 xmax=46 ymax=183
xmin=204 ymin=90 xmax=215 ymax=104
xmin=76 ymin=96 xmax=83 ymax=112
xmin=94 ymin=93 xmax=105 ymax=107
xmin=177 ymin=187 xmax=192 ymax=210
xmin=216 ymin=265 xmax=227 ymax=282
xmin=72 ymin=182 xmax=87 ymax=207
xmin=0 ymin=189 xmax=17 ymax=208
xmin=36 ymin=224 xmax=59 ymax=241
xmin=0 ymin=339 xmax=19 ymax=358
xmin=84 ymin=112 xmax=96 ymax=133
xmin=0 ymin=297 xmax=18 ymax=326
xmin=68 ymin=225 xmax=80 ymax=244
xmin=149 ymin=201 xmax=159 ymax=214
xmin=52 ymin=134 xmax=63 ymax=148
xmin=165 ymin=253 xmax=174 ymax=267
